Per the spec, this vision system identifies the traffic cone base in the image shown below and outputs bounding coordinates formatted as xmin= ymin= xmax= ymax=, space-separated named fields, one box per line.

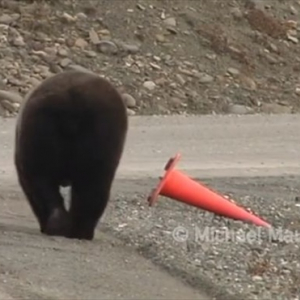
xmin=147 ymin=153 xmax=271 ymax=228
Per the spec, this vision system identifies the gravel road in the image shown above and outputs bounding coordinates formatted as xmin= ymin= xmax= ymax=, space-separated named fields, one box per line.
xmin=0 ymin=114 xmax=300 ymax=300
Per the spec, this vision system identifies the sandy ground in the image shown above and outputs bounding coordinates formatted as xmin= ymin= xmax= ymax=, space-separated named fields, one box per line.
xmin=0 ymin=114 xmax=300 ymax=299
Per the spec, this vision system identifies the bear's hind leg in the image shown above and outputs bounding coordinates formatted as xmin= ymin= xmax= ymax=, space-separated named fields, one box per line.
xmin=67 ymin=167 xmax=115 ymax=240
xmin=17 ymin=173 xmax=49 ymax=232
xmin=20 ymin=175 xmax=70 ymax=237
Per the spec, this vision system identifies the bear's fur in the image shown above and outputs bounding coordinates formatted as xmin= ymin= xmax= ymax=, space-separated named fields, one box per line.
xmin=14 ymin=70 xmax=128 ymax=240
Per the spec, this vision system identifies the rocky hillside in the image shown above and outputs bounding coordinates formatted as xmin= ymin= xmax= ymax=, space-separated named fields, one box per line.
xmin=1 ymin=0 xmax=300 ymax=117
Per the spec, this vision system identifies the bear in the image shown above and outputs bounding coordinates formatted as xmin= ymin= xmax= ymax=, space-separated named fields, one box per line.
xmin=14 ymin=70 xmax=128 ymax=240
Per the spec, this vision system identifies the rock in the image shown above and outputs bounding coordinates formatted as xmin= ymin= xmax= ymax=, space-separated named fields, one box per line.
xmin=0 ymin=99 xmax=19 ymax=113
xmin=7 ymin=77 xmax=23 ymax=87
xmin=227 ymin=68 xmax=240 ymax=76
xmin=295 ymin=87 xmax=300 ymax=96
xmin=44 ymin=46 xmax=57 ymax=56
xmin=89 ymin=28 xmax=100 ymax=45
xmin=179 ymin=10 xmax=200 ymax=28
xmin=198 ymin=73 xmax=214 ymax=84
xmin=265 ymin=54 xmax=279 ymax=64
xmin=40 ymin=71 xmax=55 ymax=79
xmin=176 ymin=74 xmax=186 ymax=85
xmin=143 ymin=81 xmax=156 ymax=90
xmin=290 ymin=5 xmax=298 ymax=15
xmin=122 ymin=93 xmax=137 ymax=108
xmin=239 ymin=75 xmax=257 ymax=91
xmin=244 ymin=0 xmax=265 ymax=10
xmin=31 ymin=50 xmax=49 ymax=60
xmin=98 ymin=29 xmax=111 ymax=37
xmin=170 ymin=97 xmax=186 ymax=108
xmin=149 ymin=62 xmax=161 ymax=70
xmin=49 ymin=63 xmax=63 ymax=74
xmin=227 ymin=104 xmax=254 ymax=115
xmin=0 ymin=14 xmax=18 ymax=25
xmin=127 ymin=108 xmax=136 ymax=116
xmin=287 ymin=35 xmax=298 ymax=44
xmin=28 ymin=77 xmax=41 ymax=87
xmin=166 ymin=27 xmax=177 ymax=34
xmin=74 ymin=38 xmax=88 ymax=49
xmin=61 ymin=12 xmax=76 ymax=23
xmin=57 ymin=48 xmax=69 ymax=57
xmin=97 ymin=40 xmax=118 ymax=55
xmin=164 ymin=17 xmax=176 ymax=27
xmin=231 ymin=7 xmax=243 ymax=20
xmin=65 ymin=38 xmax=75 ymax=47
xmin=59 ymin=58 xmax=72 ymax=68
xmin=65 ymin=64 xmax=95 ymax=74
xmin=85 ymin=50 xmax=97 ymax=58
xmin=155 ymin=34 xmax=165 ymax=42
xmin=119 ymin=42 xmax=140 ymax=54
xmin=0 ymin=90 xmax=22 ymax=103
xmin=268 ymin=42 xmax=279 ymax=53
xmin=157 ymin=104 xmax=170 ymax=114
xmin=76 ymin=12 xmax=87 ymax=20
xmin=136 ymin=3 xmax=146 ymax=11
xmin=12 ymin=35 xmax=25 ymax=47
xmin=252 ymin=275 xmax=263 ymax=281
xmin=260 ymin=103 xmax=292 ymax=114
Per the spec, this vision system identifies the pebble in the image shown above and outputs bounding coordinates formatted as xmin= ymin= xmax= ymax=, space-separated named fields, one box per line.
xmin=97 ymin=40 xmax=118 ymax=55
xmin=117 ymin=42 xmax=140 ymax=54
xmin=231 ymin=7 xmax=243 ymax=20
xmin=198 ymin=74 xmax=214 ymax=84
xmin=125 ymin=44 xmax=140 ymax=54
xmin=49 ymin=63 xmax=63 ymax=74
xmin=176 ymin=74 xmax=186 ymax=85
xmin=239 ymin=75 xmax=257 ymax=91
xmin=122 ymin=93 xmax=136 ymax=108
xmin=227 ymin=68 xmax=240 ymax=76
xmin=76 ymin=12 xmax=88 ymax=20
xmin=12 ymin=35 xmax=25 ymax=47
xmin=65 ymin=64 xmax=95 ymax=74
xmin=164 ymin=17 xmax=176 ymax=27
xmin=227 ymin=104 xmax=254 ymax=115
xmin=28 ymin=77 xmax=41 ymax=87
xmin=61 ymin=12 xmax=76 ymax=23
xmin=287 ymin=35 xmax=298 ymax=44
xmin=295 ymin=87 xmax=300 ymax=95
xmin=0 ymin=90 xmax=22 ymax=103
xmin=59 ymin=58 xmax=72 ymax=68
xmin=166 ymin=27 xmax=177 ymax=34
xmin=99 ymin=29 xmax=111 ymax=37
xmin=89 ymin=28 xmax=100 ymax=45
xmin=155 ymin=34 xmax=165 ymax=42
xmin=85 ymin=51 xmax=97 ymax=58
xmin=265 ymin=54 xmax=279 ymax=65
xmin=260 ymin=103 xmax=292 ymax=114
xmin=143 ymin=81 xmax=156 ymax=90
xmin=0 ymin=99 xmax=19 ymax=113
xmin=57 ymin=48 xmax=69 ymax=57
xmin=149 ymin=62 xmax=161 ymax=70
xmin=127 ymin=108 xmax=136 ymax=116
xmin=0 ymin=14 xmax=17 ymax=25
xmin=74 ymin=38 xmax=88 ymax=49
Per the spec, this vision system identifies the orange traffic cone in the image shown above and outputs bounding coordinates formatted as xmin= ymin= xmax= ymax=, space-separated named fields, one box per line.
xmin=147 ymin=153 xmax=271 ymax=228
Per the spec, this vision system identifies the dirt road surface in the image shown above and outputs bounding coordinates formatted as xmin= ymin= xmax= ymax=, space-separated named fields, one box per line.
xmin=0 ymin=113 xmax=300 ymax=300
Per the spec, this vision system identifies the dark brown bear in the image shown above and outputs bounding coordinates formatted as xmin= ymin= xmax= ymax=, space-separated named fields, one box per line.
xmin=14 ymin=70 xmax=128 ymax=240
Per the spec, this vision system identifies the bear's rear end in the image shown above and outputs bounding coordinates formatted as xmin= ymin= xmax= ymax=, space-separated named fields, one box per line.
xmin=14 ymin=70 xmax=128 ymax=240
